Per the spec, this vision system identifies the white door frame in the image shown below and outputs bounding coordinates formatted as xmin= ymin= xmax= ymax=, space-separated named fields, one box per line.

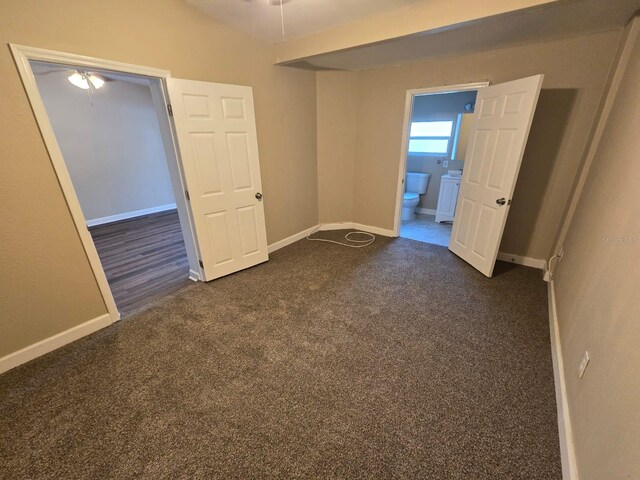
xmin=393 ymin=82 xmax=490 ymax=237
xmin=9 ymin=44 xmax=202 ymax=323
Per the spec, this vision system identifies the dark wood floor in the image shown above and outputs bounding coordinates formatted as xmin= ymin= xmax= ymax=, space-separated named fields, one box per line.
xmin=89 ymin=210 xmax=191 ymax=316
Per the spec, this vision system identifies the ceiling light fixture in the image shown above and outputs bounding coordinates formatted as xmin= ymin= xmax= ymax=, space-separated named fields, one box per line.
xmin=67 ymin=71 xmax=105 ymax=90
xmin=89 ymin=74 xmax=105 ymax=89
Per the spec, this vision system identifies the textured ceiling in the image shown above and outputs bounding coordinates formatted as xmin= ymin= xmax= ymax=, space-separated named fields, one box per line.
xmin=186 ymin=0 xmax=640 ymax=70
xmin=185 ymin=0 xmax=425 ymax=42
xmin=302 ymin=0 xmax=640 ymax=70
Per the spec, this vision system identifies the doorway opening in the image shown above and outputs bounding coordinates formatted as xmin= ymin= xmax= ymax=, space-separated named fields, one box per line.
xmin=393 ymin=77 xmax=544 ymax=276
xmin=395 ymin=83 xmax=488 ymax=247
xmin=14 ymin=44 xmax=271 ymax=322
xmin=29 ymin=59 xmax=200 ymax=317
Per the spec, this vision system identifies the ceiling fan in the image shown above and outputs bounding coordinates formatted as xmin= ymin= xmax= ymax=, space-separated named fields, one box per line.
xmin=34 ymin=67 xmax=113 ymax=90
xmin=33 ymin=67 xmax=117 ymax=106
xmin=242 ymin=0 xmax=291 ymax=38
xmin=67 ymin=71 xmax=105 ymax=90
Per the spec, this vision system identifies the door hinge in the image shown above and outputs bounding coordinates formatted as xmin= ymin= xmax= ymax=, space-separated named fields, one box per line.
xmin=199 ymin=260 xmax=204 ymax=269
xmin=167 ymin=104 xmax=173 ymax=117
xmin=185 ymin=190 xmax=190 ymax=201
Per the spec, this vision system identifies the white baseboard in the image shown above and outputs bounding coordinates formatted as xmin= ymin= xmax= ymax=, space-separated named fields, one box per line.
xmin=497 ymin=252 xmax=546 ymax=270
xmin=318 ymin=222 xmax=395 ymax=237
xmin=86 ymin=203 xmax=177 ymax=227
xmin=416 ymin=208 xmax=437 ymax=216
xmin=268 ymin=222 xmax=396 ymax=254
xmin=188 ymin=269 xmax=201 ymax=282
xmin=268 ymin=225 xmax=320 ymax=253
xmin=352 ymin=223 xmax=395 ymax=237
xmin=548 ymin=280 xmax=579 ymax=480
xmin=318 ymin=222 xmax=355 ymax=231
xmin=0 ymin=313 xmax=113 ymax=375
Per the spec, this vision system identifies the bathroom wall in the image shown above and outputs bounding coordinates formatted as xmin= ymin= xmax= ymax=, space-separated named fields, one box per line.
xmin=406 ymin=90 xmax=477 ymax=211
xmin=33 ymin=63 xmax=175 ymax=224
xmin=411 ymin=90 xmax=477 ymax=121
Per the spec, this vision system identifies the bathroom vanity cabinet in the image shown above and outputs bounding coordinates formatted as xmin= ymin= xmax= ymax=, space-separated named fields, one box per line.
xmin=435 ymin=174 xmax=460 ymax=223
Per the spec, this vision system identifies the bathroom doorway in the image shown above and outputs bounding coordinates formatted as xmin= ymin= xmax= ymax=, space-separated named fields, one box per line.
xmin=394 ymin=83 xmax=489 ymax=247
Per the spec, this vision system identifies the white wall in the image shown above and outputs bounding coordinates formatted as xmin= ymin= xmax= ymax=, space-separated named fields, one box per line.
xmin=33 ymin=63 xmax=175 ymax=223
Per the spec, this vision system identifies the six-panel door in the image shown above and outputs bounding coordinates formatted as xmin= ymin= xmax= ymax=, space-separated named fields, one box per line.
xmin=449 ymin=75 xmax=544 ymax=277
xmin=167 ymin=79 xmax=268 ymax=281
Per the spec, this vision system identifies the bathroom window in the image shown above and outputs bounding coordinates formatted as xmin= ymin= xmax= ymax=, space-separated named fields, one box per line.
xmin=408 ymin=120 xmax=455 ymax=155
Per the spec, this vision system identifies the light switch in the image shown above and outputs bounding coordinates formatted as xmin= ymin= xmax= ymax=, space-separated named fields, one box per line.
xmin=578 ymin=351 xmax=590 ymax=378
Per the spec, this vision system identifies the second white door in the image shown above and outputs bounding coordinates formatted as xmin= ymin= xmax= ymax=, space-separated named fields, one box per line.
xmin=449 ymin=75 xmax=544 ymax=277
xmin=167 ymin=79 xmax=268 ymax=281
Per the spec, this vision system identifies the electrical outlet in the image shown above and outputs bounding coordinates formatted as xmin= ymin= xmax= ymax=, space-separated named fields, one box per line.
xmin=442 ymin=160 xmax=449 ymax=168
xmin=578 ymin=351 xmax=590 ymax=378
xmin=543 ymin=247 xmax=565 ymax=282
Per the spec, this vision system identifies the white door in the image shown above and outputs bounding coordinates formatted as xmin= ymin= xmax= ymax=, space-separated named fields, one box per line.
xmin=167 ymin=79 xmax=268 ymax=281
xmin=449 ymin=75 xmax=544 ymax=277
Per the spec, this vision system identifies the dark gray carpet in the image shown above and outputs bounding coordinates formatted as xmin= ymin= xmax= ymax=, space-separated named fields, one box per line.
xmin=0 ymin=234 xmax=561 ymax=479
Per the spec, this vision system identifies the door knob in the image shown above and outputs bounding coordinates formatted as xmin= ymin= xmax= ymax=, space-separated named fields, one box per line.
xmin=496 ymin=197 xmax=507 ymax=206
xmin=255 ymin=192 xmax=263 ymax=201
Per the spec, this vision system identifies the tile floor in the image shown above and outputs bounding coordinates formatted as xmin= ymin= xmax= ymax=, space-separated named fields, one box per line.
xmin=400 ymin=213 xmax=453 ymax=246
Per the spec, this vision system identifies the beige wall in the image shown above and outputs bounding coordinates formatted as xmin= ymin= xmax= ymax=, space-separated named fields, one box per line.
xmin=317 ymin=71 xmax=358 ymax=223
xmin=553 ymin=19 xmax=640 ymax=480
xmin=352 ymin=30 xmax=620 ymax=259
xmin=35 ymin=68 xmax=175 ymax=222
xmin=0 ymin=0 xmax=317 ymax=358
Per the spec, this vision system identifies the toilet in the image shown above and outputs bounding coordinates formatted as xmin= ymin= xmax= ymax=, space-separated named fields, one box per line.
xmin=402 ymin=172 xmax=431 ymax=221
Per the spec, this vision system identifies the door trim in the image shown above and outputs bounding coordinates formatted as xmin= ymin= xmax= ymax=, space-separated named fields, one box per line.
xmin=9 ymin=44 xmax=199 ymax=322
xmin=393 ymin=82 xmax=490 ymax=237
